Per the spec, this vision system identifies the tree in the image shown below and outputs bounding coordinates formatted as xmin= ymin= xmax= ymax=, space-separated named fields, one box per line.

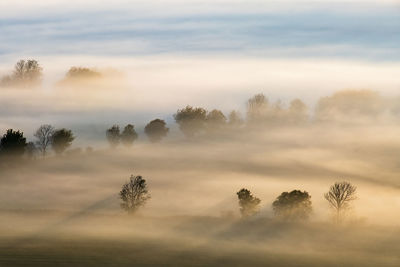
xmin=315 ymin=90 xmax=383 ymax=122
xmin=324 ymin=181 xmax=357 ymax=223
xmin=272 ymin=190 xmax=312 ymax=221
xmin=25 ymin=142 xmax=38 ymax=159
xmin=51 ymin=129 xmax=74 ymax=155
xmin=0 ymin=129 xmax=27 ymax=157
xmin=228 ymin=110 xmax=243 ymax=127
xmin=247 ymin=93 xmax=268 ymax=123
xmin=34 ymin=124 xmax=55 ymax=157
xmin=65 ymin=67 xmax=101 ymax=79
xmin=120 ymin=175 xmax=150 ymax=214
xmin=0 ymin=59 xmax=42 ymax=87
xmin=206 ymin=109 xmax=227 ymax=132
xmin=121 ymin=124 xmax=138 ymax=147
xmin=288 ymin=98 xmax=308 ymax=124
xmin=144 ymin=119 xmax=169 ymax=143
xmin=174 ymin=106 xmax=207 ymax=137
xmin=106 ymin=125 xmax=120 ymax=148
xmin=237 ymin=188 xmax=261 ymax=217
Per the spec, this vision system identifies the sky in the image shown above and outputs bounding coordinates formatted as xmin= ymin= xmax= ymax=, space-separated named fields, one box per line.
xmin=1 ymin=0 xmax=399 ymax=60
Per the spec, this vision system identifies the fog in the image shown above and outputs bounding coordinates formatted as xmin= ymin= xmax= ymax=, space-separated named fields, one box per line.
xmin=1 ymin=81 xmax=400 ymax=265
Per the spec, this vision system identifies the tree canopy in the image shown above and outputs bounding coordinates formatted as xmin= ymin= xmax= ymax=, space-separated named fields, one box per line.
xmin=51 ymin=129 xmax=74 ymax=155
xmin=144 ymin=119 xmax=169 ymax=142
xmin=120 ymin=175 xmax=150 ymax=214
xmin=272 ymin=190 xmax=312 ymax=220
xmin=106 ymin=125 xmax=120 ymax=148
xmin=237 ymin=188 xmax=261 ymax=217
xmin=0 ymin=59 xmax=42 ymax=87
xmin=121 ymin=124 xmax=138 ymax=147
xmin=174 ymin=106 xmax=207 ymax=137
xmin=0 ymin=129 xmax=27 ymax=157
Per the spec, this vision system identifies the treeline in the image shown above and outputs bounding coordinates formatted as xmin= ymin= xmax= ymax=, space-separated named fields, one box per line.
xmin=121 ymin=174 xmax=357 ymax=224
xmin=0 ymin=89 xmax=397 ymax=159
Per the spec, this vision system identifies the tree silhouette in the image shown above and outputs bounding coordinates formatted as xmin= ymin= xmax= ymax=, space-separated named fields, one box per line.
xmin=106 ymin=125 xmax=120 ymax=148
xmin=120 ymin=175 xmax=150 ymax=214
xmin=272 ymin=190 xmax=312 ymax=220
xmin=51 ymin=129 xmax=74 ymax=155
xmin=206 ymin=109 xmax=226 ymax=132
xmin=144 ymin=119 xmax=169 ymax=142
xmin=237 ymin=188 xmax=261 ymax=217
xmin=1 ymin=59 xmax=42 ymax=87
xmin=228 ymin=110 xmax=243 ymax=127
xmin=247 ymin=93 xmax=268 ymax=123
xmin=25 ymin=142 xmax=38 ymax=159
xmin=0 ymin=129 xmax=27 ymax=157
xmin=174 ymin=106 xmax=207 ymax=137
xmin=324 ymin=181 xmax=357 ymax=223
xmin=66 ymin=67 xmax=101 ymax=79
xmin=34 ymin=124 xmax=55 ymax=157
xmin=121 ymin=124 xmax=138 ymax=147
xmin=288 ymin=98 xmax=308 ymax=124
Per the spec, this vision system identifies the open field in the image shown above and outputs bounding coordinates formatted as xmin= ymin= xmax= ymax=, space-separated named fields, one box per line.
xmin=1 ymin=124 xmax=400 ymax=266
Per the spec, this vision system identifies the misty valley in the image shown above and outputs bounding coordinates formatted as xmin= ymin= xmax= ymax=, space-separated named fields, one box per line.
xmin=0 ymin=59 xmax=400 ymax=266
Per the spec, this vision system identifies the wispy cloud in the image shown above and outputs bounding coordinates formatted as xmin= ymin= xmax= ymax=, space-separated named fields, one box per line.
xmin=0 ymin=1 xmax=399 ymax=61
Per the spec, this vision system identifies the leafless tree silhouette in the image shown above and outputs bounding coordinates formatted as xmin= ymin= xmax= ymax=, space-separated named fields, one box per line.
xmin=34 ymin=124 xmax=55 ymax=157
xmin=324 ymin=181 xmax=357 ymax=223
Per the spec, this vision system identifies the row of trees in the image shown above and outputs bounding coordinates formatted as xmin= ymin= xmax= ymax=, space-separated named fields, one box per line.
xmin=0 ymin=119 xmax=170 ymax=158
xmin=119 ymin=175 xmax=357 ymax=224
xmin=237 ymin=181 xmax=357 ymax=223
xmin=106 ymin=119 xmax=169 ymax=147
xmin=0 ymin=126 xmax=74 ymax=159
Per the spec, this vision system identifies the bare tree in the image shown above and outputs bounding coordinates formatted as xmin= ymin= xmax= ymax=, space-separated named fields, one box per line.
xmin=246 ymin=93 xmax=268 ymax=123
xmin=324 ymin=181 xmax=357 ymax=223
xmin=237 ymin=188 xmax=261 ymax=217
xmin=34 ymin=124 xmax=55 ymax=157
xmin=120 ymin=175 xmax=150 ymax=214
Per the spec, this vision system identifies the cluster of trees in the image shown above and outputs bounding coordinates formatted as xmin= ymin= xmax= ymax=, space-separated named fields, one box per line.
xmin=119 ymin=174 xmax=357 ymax=224
xmin=106 ymin=119 xmax=169 ymax=147
xmin=174 ymin=106 xmax=243 ymax=137
xmin=0 ymin=59 xmax=104 ymax=88
xmin=171 ymin=94 xmax=310 ymax=138
xmin=0 ymin=125 xmax=75 ymax=160
xmin=106 ymin=124 xmax=138 ymax=148
xmin=237 ymin=181 xmax=357 ymax=223
xmin=0 ymin=119 xmax=170 ymax=159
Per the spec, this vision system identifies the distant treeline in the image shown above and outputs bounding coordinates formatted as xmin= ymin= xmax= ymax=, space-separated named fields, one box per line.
xmin=1 ymin=59 xmax=399 ymax=159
